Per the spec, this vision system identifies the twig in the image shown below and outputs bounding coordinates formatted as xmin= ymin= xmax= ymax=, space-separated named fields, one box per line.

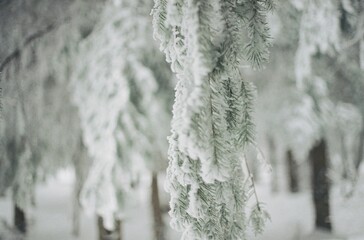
xmin=244 ymin=153 xmax=261 ymax=211
xmin=0 ymin=23 xmax=56 ymax=73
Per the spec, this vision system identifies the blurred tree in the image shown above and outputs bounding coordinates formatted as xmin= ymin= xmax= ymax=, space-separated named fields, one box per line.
xmin=314 ymin=0 xmax=364 ymax=178
xmin=292 ymin=0 xmax=363 ymax=231
xmin=70 ymin=1 xmax=174 ymax=239
xmin=255 ymin=0 xmax=363 ymax=232
xmin=0 ymin=0 xmax=102 ymax=233
xmin=255 ymin=1 xmax=316 ymax=194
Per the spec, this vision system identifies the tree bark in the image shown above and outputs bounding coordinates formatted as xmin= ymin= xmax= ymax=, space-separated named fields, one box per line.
xmin=151 ymin=173 xmax=165 ymax=240
xmin=309 ymin=139 xmax=332 ymax=231
xmin=14 ymin=204 xmax=26 ymax=233
xmin=97 ymin=216 xmax=122 ymax=240
xmin=287 ymin=149 xmax=299 ymax=193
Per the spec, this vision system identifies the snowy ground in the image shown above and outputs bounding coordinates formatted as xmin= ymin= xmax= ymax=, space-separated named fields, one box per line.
xmin=1 ymin=169 xmax=364 ymax=240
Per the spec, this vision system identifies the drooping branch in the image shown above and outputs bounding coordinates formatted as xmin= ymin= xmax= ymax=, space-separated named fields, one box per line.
xmin=0 ymin=23 xmax=56 ymax=73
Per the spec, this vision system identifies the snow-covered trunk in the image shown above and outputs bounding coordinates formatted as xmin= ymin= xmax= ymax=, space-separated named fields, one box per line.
xmin=72 ymin=137 xmax=89 ymax=237
xmin=309 ymin=139 xmax=331 ymax=231
xmin=151 ymin=173 xmax=164 ymax=240
xmin=268 ymin=136 xmax=279 ymax=193
xmin=286 ymin=150 xmax=299 ymax=193
xmin=97 ymin=216 xmax=122 ymax=240
xmin=13 ymin=204 xmax=26 ymax=234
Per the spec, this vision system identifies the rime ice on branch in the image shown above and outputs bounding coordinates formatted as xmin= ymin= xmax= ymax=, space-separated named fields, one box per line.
xmin=152 ymin=0 xmax=273 ymax=239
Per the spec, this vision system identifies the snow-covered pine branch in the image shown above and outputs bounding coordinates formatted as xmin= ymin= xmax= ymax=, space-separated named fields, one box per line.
xmin=70 ymin=0 xmax=173 ymax=230
xmin=294 ymin=0 xmax=340 ymax=90
xmin=152 ymin=0 xmax=273 ymax=239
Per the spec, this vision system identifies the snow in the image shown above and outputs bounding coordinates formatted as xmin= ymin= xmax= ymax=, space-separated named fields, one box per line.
xmin=254 ymin=174 xmax=364 ymax=240
xmin=1 ymin=169 xmax=364 ymax=240
xmin=0 ymin=170 xmax=179 ymax=240
xmin=0 ymin=170 xmax=96 ymax=240
xmin=0 ymin=220 xmax=24 ymax=240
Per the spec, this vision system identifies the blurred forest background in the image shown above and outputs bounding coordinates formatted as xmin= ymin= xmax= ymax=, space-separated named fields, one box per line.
xmin=0 ymin=0 xmax=364 ymax=239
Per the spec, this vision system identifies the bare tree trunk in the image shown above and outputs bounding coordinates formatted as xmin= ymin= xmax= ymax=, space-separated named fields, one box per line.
xmin=268 ymin=136 xmax=279 ymax=193
xmin=151 ymin=173 xmax=165 ymax=240
xmin=309 ymin=139 xmax=332 ymax=231
xmin=14 ymin=204 xmax=26 ymax=233
xmin=97 ymin=216 xmax=122 ymax=240
xmin=287 ymin=150 xmax=299 ymax=193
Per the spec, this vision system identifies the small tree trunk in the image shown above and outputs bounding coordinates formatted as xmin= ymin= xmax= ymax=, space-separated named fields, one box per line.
xmin=355 ymin=128 xmax=364 ymax=171
xmin=97 ymin=216 xmax=122 ymax=240
xmin=287 ymin=150 xmax=299 ymax=193
xmin=14 ymin=204 xmax=26 ymax=233
xmin=151 ymin=173 xmax=165 ymax=240
xmin=268 ymin=136 xmax=279 ymax=193
xmin=72 ymin=136 xmax=89 ymax=236
xmin=309 ymin=139 xmax=332 ymax=231
xmin=115 ymin=219 xmax=122 ymax=240
xmin=72 ymin=170 xmax=82 ymax=237
xmin=340 ymin=133 xmax=350 ymax=179
xmin=72 ymin=198 xmax=80 ymax=237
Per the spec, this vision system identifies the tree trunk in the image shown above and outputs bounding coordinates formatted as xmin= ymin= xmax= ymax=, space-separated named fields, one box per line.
xmin=72 ymin=167 xmax=82 ymax=237
xmin=340 ymin=133 xmax=350 ymax=179
xmin=72 ymin=197 xmax=80 ymax=237
xmin=151 ymin=173 xmax=165 ymax=240
xmin=72 ymin=136 xmax=89 ymax=237
xmin=309 ymin=139 xmax=332 ymax=231
xmin=355 ymin=128 xmax=364 ymax=171
xmin=358 ymin=0 xmax=364 ymax=172
xmin=287 ymin=149 xmax=299 ymax=193
xmin=97 ymin=216 xmax=122 ymax=240
xmin=14 ymin=204 xmax=26 ymax=233
xmin=268 ymin=136 xmax=279 ymax=193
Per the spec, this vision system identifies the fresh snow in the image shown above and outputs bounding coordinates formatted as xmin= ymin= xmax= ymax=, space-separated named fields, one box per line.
xmin=1 ymin=169 xmax=364 ymax=240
